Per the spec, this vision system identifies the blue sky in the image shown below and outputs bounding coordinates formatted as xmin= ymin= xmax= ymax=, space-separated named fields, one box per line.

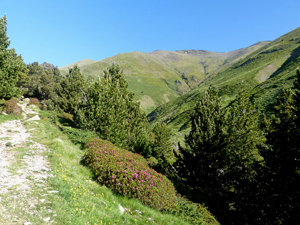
xmin=1 ymin=0 xmax=300 ymax=68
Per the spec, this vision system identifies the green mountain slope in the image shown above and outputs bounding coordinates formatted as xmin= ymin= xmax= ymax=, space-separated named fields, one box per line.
xmin=60 ymin=59 xmax=96 ymax=71
xmin=148 ymin=27 xmax=300 ymax=137
xmin=60 ymin=42 xmax=268 ymax=113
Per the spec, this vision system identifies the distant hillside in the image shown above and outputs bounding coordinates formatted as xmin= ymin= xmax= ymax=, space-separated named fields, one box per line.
xmin=60 ymin=59 xmax=96 ymax=71
xmin=60 ymin=42 xmax=268 ymax=113
xmin=148 ymin=27 xmax=300 ymax=139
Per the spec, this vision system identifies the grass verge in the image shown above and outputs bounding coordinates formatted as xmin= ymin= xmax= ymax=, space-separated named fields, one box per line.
xmin=23 ymin=110 xmax=198 ymax=225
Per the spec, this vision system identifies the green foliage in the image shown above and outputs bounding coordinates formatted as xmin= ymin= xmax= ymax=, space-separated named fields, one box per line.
xmin=175 ymin=85 xmax=266 ymax=224
xmin=3 ymin=98 xmax=22 ymax=116
xmin=0 ymin=14 xmax=10 ymax=49
xmin=56 ymin=65 xmax=86 ymax=114
xmin=164 ymin=197 xmax=219 ymax=225
xmin=24 ymin=62 xmax=60 ymax=104
xmin=259 ymin=68 xmax=300 ymax=224
xmin=151 ymin=123 xmax=175 ymax=173
xmin=61 ymin=43 xmax=267 ymax=114
xmin=84 ymin=138 xmax=177 ymax=210
xmin=62 ymin=127 xmax=99 ymax=148
xmin=74 ymin=64 xmax=153 ymax=156
xmin=148 ymin=27 xmax=300 ymax=139
xmin=29 ymin=97 xmax=42 ymax=108
xmin=0 ymin=15 xmax=27 ymax=99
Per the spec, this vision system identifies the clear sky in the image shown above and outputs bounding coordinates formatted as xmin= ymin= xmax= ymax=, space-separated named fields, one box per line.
xmin=1 ymin=0 xmax=300 ymax=68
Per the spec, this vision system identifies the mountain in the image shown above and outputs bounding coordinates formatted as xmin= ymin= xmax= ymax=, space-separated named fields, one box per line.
xmin=147 ymin=27 xmax=300 ymax=139
xmin=60 ymin=42 xmax=269 ymax=113
xmin=60 ymin=59 xmax=96 ymax=71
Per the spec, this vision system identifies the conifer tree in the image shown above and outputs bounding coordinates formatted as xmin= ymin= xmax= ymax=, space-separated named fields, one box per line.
xmin=56 ymin=65 xmax=86 ymax=114
xmin=175 ymin=85 xmax=266 ymax=224
xmin=175 ymin=86 xmax=227 ymax=208
xmin=74 ymin=64 xmax=153 ymax=156
xmin=152 ymin=122 xmax=174 ymax=173
xmin=0 ymin=14 xmax=26 ymax=99
xmin=261 ymin=68 xmax=300 ymax=224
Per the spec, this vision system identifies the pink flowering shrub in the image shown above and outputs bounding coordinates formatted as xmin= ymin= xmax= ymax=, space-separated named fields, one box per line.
xmin=29 ymin=98 xmax=47 ymax=110
xmin=85 ymin=138 xmax=177 ymax=210
xmin=4 ymin=98 xmax=22 ymax=116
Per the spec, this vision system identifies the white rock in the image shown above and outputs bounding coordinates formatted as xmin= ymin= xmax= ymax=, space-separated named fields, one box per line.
xmin=43 ymin=217 xmax=50 ymax=222
xmin=119 ymin=204 xmax=125 ymax=214
xmin=26 ymin=115 xmax=40 ymax=121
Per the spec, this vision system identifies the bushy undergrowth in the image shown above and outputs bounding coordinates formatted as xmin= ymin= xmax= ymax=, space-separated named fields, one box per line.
xmin=29 ymin=98 xmax=48 ymax=110
xmin=0 ymin=98 xmax=22 ymax=116
xmin=85 ymin=138 xmax=177 ymax=210
xmin=164 ymin=197 xmax=219 ymax=225
xmin=62 ymin=127 xmax=99 ymax=148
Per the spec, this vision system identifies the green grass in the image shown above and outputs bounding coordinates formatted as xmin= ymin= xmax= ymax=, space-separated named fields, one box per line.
xmin=147 ymin=27 xmax=300 ymax=139
xmin=0 ymin=114 xmax=18 ymax=123
xmin=20 ymin=109 xmax=216 ymax=225
xmin=59 ymin=43 xmax=268 ymax=114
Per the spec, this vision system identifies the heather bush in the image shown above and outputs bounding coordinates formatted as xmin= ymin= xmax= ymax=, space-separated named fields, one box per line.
xmin=4 ymin=98 xmax=22 ymax=116
xmin=84 ymin=138 xmax=177 ymax=210
xmin=29 ymin=98 xmax=41 ymax=107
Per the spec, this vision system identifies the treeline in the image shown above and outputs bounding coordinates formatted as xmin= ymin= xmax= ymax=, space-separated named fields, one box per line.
xmin=0 ymin=15 xmax=174 ymax=174
xmin=173 ymin=74 xmax=300 ymax=224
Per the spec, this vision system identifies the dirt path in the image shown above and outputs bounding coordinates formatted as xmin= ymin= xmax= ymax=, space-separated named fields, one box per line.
xmin=0 ymin=99 xmax=55 ymax=224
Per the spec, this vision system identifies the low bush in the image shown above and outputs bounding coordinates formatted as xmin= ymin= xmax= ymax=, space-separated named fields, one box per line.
xmin=4 ymin=98 xmax=22 ymax=116
xmin=62 ymin=127 xmax=99 ymax=148
xmin=84 ymin=138 xmax=177 ymax=210
xmin=164 ymin=197 xmax=219 ymax=225
xmin=29 ymin=97 xmax=41 ymax=106
xmin=29 ymin=98 xmax=47 ymax=110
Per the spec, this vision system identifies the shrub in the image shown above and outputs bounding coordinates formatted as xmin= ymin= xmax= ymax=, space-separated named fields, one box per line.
xmin=62 ymin=127 xmax=99 ymax=148
xmin=29 ymin=98 xmax=47 ymax=110
xmin=29 ymin=98 xmax=41 ymax=107
xmin=164 ymin=197 xmax=219 ymax=225
xmin=4 ymin=98 xmax=22 ymax=116
xmin=84 ymin=138 xmax=177 ymax=210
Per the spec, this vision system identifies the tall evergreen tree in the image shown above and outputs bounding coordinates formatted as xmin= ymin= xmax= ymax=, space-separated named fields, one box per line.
xmin=261 ymin=68 xmax=300 ymax=224
xmin=0 ymin=14 xmax=26 ymax=99
xmin=175 ymin=85 xmax=266 ymax=224
xmin=56 ymin=65 xmax=86 ymax=114
xmin=152 ymin=122 xmax=174 ymax=173
xmin=74 ymin=64 xmax=153 ymax=156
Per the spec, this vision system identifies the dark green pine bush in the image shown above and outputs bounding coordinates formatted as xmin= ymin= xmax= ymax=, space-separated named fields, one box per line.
xmin=84 ymin=138 xmax=177 ymax=210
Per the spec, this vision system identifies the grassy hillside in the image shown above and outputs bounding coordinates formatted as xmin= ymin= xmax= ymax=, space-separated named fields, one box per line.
xmin=0 ymin=106 xmax=218 ymax=224
xmin=148 ymin=27 xmax=300 ymax=140
xmin=60 ymin=43 xmax=268 ymax=114
xmin=60 ymin=59 xmax=96 ymax=71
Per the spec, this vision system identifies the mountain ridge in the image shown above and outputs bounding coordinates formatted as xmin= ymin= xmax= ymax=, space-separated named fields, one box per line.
xmin=59 ymin=42 xmax=269 ymax=113
xmin=147 ymin=26 xmax=300 ymax=139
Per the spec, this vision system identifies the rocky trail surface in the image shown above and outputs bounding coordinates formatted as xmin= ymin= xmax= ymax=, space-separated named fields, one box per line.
xmin=0 ymin=99 xmax=56 ymax=224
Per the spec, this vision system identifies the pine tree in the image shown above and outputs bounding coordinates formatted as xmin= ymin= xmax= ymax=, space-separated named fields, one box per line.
xmin=74 ymin=64 xmax=153 ymax=156
xmin=175 ymin=85 xmax=266 ymax=224
xmin=261 ymin=68 xmax=300 ymax=224
xmin=152 ymin=122 xmax=174 ymax=173
xmin=56 ymin=65 xmax=86 ymax=114
xmin=0 ymin=14 xmax=26 ymax=99
xmin=175 ymin=86 xmax=227 ymax=209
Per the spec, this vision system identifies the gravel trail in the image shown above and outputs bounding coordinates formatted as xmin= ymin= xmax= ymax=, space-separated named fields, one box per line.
xmin=0 ymin=99 xmax=55 ymax=224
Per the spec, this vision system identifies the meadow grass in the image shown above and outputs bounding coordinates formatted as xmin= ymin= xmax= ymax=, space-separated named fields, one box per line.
xmin=23 ymin=111 xmax=196 ymax=225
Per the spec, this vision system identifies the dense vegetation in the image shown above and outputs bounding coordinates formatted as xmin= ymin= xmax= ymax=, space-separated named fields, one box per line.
xmin=1 ymin=13 xmax=300 ymax=224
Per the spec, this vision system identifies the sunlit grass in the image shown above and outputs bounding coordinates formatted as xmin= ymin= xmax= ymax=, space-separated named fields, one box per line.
xmin=24 ymin=112 xmax=194 ymax=225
